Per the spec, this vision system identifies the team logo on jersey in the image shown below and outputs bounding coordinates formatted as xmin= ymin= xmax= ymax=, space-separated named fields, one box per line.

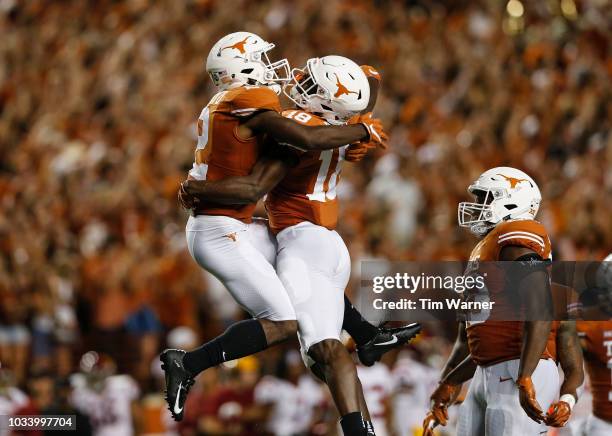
xmin=334 ymin=74 xmax=359 ymax=98
xmin=497 ymin=174 xmax=530 ymax=188
xmin=219 ymin=36 xmax=251 ymax=55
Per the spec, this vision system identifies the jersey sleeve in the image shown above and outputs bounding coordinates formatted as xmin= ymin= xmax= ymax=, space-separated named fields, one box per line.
xmin=361 ymin=65 xmax=381 ymax=81
xmin=281 ymin=109 xmax=327 ymax=126
xmin=279 ymin=109 xmax=327 ymax=153
xmin=495 ymin=220 xmax=551 ymax=259
xmin=229 ymin=86 xmax=281 ymax=117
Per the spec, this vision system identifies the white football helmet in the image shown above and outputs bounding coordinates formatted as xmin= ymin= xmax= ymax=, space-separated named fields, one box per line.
xmin=596 ymin=253 xmax=612 ymax=288
xmin=206 ymin=31 xmax=290 ymax=92
xmin=284 ymin=55 xmax=370 ymax=124
xmin=458 ymin=167 xmax=541 ymax=236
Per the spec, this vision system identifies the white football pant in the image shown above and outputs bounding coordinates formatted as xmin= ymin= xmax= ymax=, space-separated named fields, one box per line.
xmin=186 ymin=215 xmax=296 ymax=321
xmin=275 ymin=221 xmax=351 ymax=353
xmin=457 ymin=358 xmax=559 ymax=436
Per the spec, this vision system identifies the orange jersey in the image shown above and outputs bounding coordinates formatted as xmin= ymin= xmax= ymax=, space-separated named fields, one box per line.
xmin=265 ymin=109 xmax=347 ymax=233
xmin=189 ymin=86 xmax=281 ymax=222
xmin=576 ymin=321 xmax=612 ymax=422
xmin=465 ymin=219 xmax=556 ymax=366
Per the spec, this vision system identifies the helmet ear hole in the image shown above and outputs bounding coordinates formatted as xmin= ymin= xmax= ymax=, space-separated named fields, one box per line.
xmin=320 ymin=104 xmax=333 ymax=111
xmin=504 ymin=204 xmax=517 ymax=210
xmin=241 ymin=68 xmax=254 ymax=74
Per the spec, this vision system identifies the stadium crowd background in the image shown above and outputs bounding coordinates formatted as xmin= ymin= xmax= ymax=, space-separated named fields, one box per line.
xmin=0 ymin=0 xmax=610 ymax=435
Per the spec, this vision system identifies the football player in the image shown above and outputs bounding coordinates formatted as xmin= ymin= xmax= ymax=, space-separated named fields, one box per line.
xmin=422 ymin=168 xmax=567 ymax=435
xmin=576 ymin=320 xmax=612 ymax=435
xmin=160 ymin=32 xmax=389 ymax=424
xmin=177 ymin=56 xmax=421 ymax=435
xmin=70 ymin=352 xmax=140 ymax=436
xmin=423 ymin=320 xmax=585 ymax=435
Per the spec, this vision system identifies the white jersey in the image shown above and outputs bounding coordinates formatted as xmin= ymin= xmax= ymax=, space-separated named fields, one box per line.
xmin=0 ymin=387 xmax=28 ymax=436
xmin=254 ymin=375 xmax=324 ymax=436
xmin=70 ymin=374 xmax=139 ymax=436
xmin=391 ymin=356 xmax=440 ymax=436
xmin=358 ymin=363 xmax=393 ymax=436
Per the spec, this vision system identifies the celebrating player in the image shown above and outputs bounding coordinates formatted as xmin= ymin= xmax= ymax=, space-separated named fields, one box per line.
xmin=160 ymin=31 xmax=390 ymax=426
xmin=422 ymin=319 xmax=584 ymax=435
xmin=422 ymin=168 xmax=563 ymax=435
xmin=178 ymin=55 xmax=421 ymax=435
xmin=576 ymin=306 xmax=612 ymax=435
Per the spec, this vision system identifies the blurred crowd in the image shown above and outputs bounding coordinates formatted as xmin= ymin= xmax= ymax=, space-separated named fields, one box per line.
xmin=0 ymin=0 xmax=610 ymax=435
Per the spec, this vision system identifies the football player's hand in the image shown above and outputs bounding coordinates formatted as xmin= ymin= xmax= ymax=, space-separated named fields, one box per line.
xmin=517 ymin=376 xmax=544 ymax=423
xmin=428 ymin=381 xmax=461 ymax=426
xmin=350 ymin=113 xmax=388 ymax=149
xmin=422 ymin=412 xmax=438 ymax=436
xmin=344 ymin=142 xmax=375 ymax=162
xmin=360 ymin=65 xmax=381 ymax=82
xmin=545 ymin=401 xmax=572 ymax=427
xmin=178 ymin=181 xmax=199 ymax=210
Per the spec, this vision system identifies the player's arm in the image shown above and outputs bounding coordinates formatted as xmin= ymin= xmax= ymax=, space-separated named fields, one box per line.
xmin=360 ymin=65 xmax=381 ymax=114
xmin=423 ymin=322 xmax=469 ymax=432
xmin=442 ymin=355 xmax=477 ymax=386
xmin=556 ymin=321 xmax=584 ymax=401
xmin=545 ymin=320 xmax=584 ymax=427
xmin=502 ymin=245 xmax=553 ymax=423
xmin=344 ymin=65 xmax=383 ymax=163
xmin=440 ymin=322 xmax=470 ymax=379
xmin=244 ymin=110 xmax=387 ymax=151
xmin=181 ymin=155 xmax=292 ymax=205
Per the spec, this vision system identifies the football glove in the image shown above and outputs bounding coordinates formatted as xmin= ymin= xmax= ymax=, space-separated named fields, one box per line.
xmin=424 ymin=381 xmax=462 ymax=427
xmin=178 ymin=181 xmax=198 ymax=210
xmin=517 ymin=376 xmax=544 ymax=423
xmin=345 ymin=142 xmax=376 ymax=162
xmin=360 ymin=65 xmax=381 ymax=82
xmin=545 ymin=399 xmax=572 ymax=427
xmin=422 ymin=413 xmax=438 ymax=436
xmin=350 ymin=113 xmax=388 ymax=149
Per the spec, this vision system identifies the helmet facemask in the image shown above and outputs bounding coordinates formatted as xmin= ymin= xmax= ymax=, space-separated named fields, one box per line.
xmin=258 ymin=45 xmax=290 ymax=85
xmin=458 ymin=187 xmax=506 ymax=236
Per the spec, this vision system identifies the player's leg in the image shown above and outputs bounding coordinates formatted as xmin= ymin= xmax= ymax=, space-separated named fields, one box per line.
xmin=161 ymin=215 xmax=296 ymax=421
xmin=483 ymin=358 xmax=559 ymax=436
xmin=456 ymin=365 xmax=486 ymax=436
xmin=342 ymin=296 xmax=380 ymax=344
xmin=253 ymin=214 xmax=419 ymax=365
xmin=183 ymin=215 xmax=296 ymax=370
xmin=276 ymin=223 xmax=371 ymax=435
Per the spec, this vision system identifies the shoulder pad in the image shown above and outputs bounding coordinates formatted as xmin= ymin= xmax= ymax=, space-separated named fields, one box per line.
xmin=494 ymin=220 xmax=551 ymax=258
xmin=227 ymin=86 xmax=281 ymax=117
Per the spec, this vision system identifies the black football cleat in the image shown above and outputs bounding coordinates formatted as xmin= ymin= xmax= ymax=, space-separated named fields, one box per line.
xmin=357 ymin=323 xmax=421 ymax=367
xmin=160 ymin=349 xmax=195 ymax=422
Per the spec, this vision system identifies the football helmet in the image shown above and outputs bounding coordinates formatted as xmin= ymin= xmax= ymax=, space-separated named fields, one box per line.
xmin=284 ymin=55 xmax=370 ymax=124
xmin=458 ymin=167 xmax=541 ymax=236
xmin=206 ymin=31 xmax=290 ymax=92
xmin=596 ymin=253 xmax=612 ymax=288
